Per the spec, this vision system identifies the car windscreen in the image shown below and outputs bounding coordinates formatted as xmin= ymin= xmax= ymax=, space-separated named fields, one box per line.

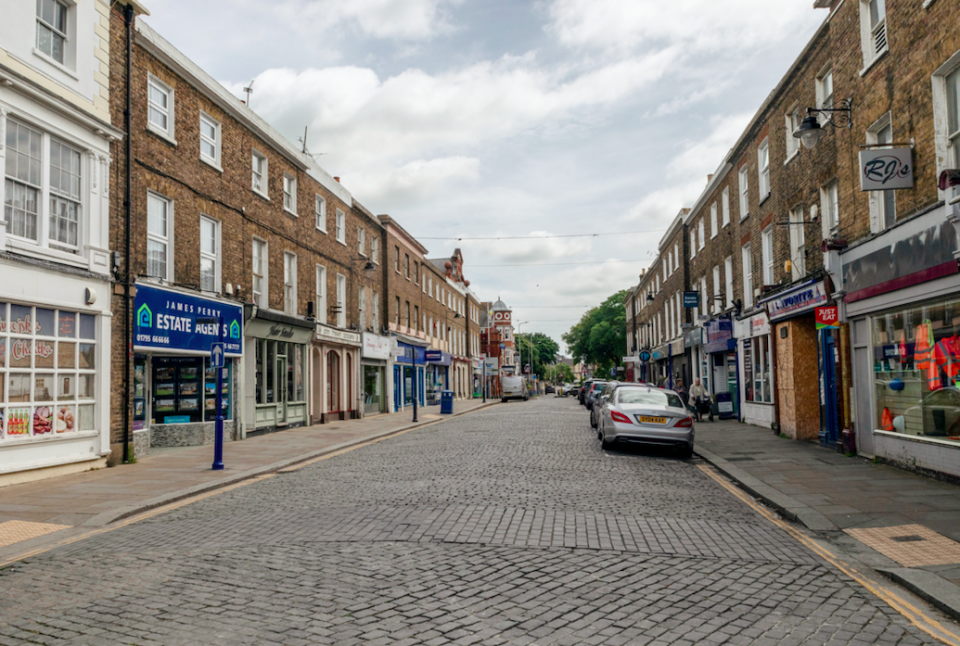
xmin=617 ymin=389 xmax=684 ymax=409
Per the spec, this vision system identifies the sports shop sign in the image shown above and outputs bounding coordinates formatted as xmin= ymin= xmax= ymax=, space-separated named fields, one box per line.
xmin=766 ymin=281 xmax=828 ymax=322
xmin=134 ymin=284 xmax=243 ymax=355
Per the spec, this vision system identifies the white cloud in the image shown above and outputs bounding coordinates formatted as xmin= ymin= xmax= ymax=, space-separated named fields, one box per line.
xmin=348 ymin=156 xmax=480 ymax=208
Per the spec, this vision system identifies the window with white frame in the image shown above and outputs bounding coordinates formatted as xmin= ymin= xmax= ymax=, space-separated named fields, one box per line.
xmin=199 ymin=216 xmax=220 ymax=293
xmin=359 ymin=285 xmax=366 ymax=330
xmin=315 ymin=264 xmax=327 ymax=324
xmin=673 ymin=242 xmax=679 ymax=272
xmin=251 ymin=150 xmax=267 ymax=196
xmin=789 ymin=207 xmax=805 ymax=280
xmin=284 ymin=252 xmax=297 ymax=316
xmin=146 ymin=192 xmax=172 ymax=280
xmin=724 ymin=256 xmax=734 ymax=309
xmin=742 ymin=243 xmax=754 ymax=310
xmin=690 ymin=230 xmax=697 ymax=258
xmin=698 ymin=219 xmax=705 ymax=250
xmin=371 ymin=236 xmax=380 ymax=264
xmin=762 ymin=226 xmax=774 ymax=285
xmin=821 ymin=180 xmax=840 ymax=238
xmin=335 ymin=209 xmax=345 ymax=244
xmin=372 ymin=291 xmax=380 ymax=331
xmin=336 ymin=274 xmax=346 ymax=328
xmin=358 ymin=227 xmax=366 ymax=256
xmin=739 ymin=165 xmax=749 ymax=218
xmin=199 ymin=113 xmax=221 ymax=167
xmin=721 ymin=187 xmax=730 ymax=227
xmin=5 ymin=120 xmax=86 ymax=253
xmin=758 ymin=138 xmax=770 ymax=199
xmin=252 ymin=238 xmax=267 ymax=308
xmin=710 ymin=202 xmax=718 ymax=238
xmin=713 ymin=265 xmax=721 ymax=313
xmin=785 ymin=106 xmax=801 ymax=159
xmin=36 ymin=0 xmax=68 ymax=66
xmin=859 ymin=0 xmax=888 ymax=70
xmin=933 ymin=55 xmax=960 ymax=177
xmin=315 ymin=195 xmax=326 ymax=231
xmin=816 ymin=66 xmax=834 ymax=125
xmin=700 ymin=277 xmax=708 ymax=321
xmin=947 ymin=64 xmax=960 ymax=169
xmin=283 ymin=173 xmax=297 ymax=214
xmin=866 ymin=113 xmax=896 ymax=232
xmin=147 ymin=75 xmax=174 ymax=140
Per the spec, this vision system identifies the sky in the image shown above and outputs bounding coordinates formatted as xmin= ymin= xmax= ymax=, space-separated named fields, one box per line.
xmin=142 ymin=0 xmax=827 ymax=354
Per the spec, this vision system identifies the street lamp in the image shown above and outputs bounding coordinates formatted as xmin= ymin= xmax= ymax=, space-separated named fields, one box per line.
xmin=793 ymin=98 xmax=852 ymax=149
xmin=197 ymin=316 xmax=225 ymax=471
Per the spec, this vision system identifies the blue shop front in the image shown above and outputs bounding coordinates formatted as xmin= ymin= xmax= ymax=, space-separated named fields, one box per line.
xmin=703 ymin=319 xmax=738 ymax=420
xmin=425 ymin=350 xmax=452 ymax=405
xmin=132 ymin=284 xmax=243 ymax=453
xmin=393 ymin=341 xmax=425 ymax=411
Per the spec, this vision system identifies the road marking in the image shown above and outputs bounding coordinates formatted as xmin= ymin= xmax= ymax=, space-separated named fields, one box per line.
xmin=698 ymin=464 xmax=960 ymax=646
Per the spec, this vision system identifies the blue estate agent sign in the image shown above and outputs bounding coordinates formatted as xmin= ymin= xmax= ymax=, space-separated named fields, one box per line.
xmin=682 ymin=291 xmax=699 ymax=308
xmin=134 ymin=284 xmax=243 ymax=356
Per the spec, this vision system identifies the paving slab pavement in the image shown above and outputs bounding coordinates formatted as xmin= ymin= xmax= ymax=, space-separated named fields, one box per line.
xmin=695 ymin=417 xmax=960 ymax=620
xmin=0 ymin=399 xmax=497 ymax=554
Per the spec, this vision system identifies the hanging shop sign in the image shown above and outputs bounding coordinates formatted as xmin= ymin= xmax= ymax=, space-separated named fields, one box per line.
xmin=815 ymin=306 xmax=840 ymax=330
xmin=682 ymin=291 xmax=700 ymax=308
xmin=765 ymin=281 xmax=828 ymax=321
xmin=859 ymin=147 xmax=914 ymax=191
xmin=425 ymin=350 xmax=452 ymax=366
xmin=684 ymin=327 xmax=702 ymax=349
xmin=134 ymin=284 xmax=243 ymax=355
xmin=703 ymin=319 xmax=735 ymax=354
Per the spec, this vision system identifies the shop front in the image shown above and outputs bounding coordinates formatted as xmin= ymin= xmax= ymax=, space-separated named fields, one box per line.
xmin=735 ymin=312 xmax=775 ymax=428
xmin=842 ymin=204 xmax=960 ymax=477
xmin=670 ymin=340 xmax=689 ymax=393
xmin=703 ymin=319 xmax=738 ymax=420
xmin=245 ymin=308 xmax=312 ymax=435
xmin=394 ymin=341 xmax=425 ymax=411
xmin=133 ymin=284 xmax=243 ymax=450
xmin=651 ymin=344 xmax=669 ymax=385
xmin=0 ymin=260 xmax=112 ymax=480
xmin=312 ymin=323 xmax=362 ymax=423
xmin=763 ymin=280 xmax=829 ymax=441
xmin=684 ymin=327 xmax=703 ymax=392
xmin=454 ymin=357 xmax=471 ymax=399
xmin=472 ymin=358 xmax=483 ymax=398
xmin=361 ymin=333 xmax=391 ymax=416
xmin=425 ymin=350 xmax=452 ymax=405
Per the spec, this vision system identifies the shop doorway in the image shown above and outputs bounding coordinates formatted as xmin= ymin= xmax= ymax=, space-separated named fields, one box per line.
xmin=276 ymin=355 xmax=288 ymax=424
xmin=346 ymin=354 xmax=353 ymax=415
xmin=328 ymin=352 xmax=340 ymax=415
xmin=364 ymin=365 xmax=382 ymax=415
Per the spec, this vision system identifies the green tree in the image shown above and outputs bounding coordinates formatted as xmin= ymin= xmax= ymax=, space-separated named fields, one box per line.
xmin=516 ymin=331 xmax=560 ymax=378
xmin=553 ymin=363 xmax=574 ymax=383
xmin=562 ymin=289 xmax=628 ymax=375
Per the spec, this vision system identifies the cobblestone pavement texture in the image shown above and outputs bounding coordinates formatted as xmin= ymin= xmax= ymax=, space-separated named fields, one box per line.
xmin=0 ymin=398 xmax=947 ymax=644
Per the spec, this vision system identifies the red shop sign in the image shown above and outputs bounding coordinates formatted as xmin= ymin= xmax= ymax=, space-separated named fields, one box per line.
xmin=815 ymin=306 xmax=839 ymax=330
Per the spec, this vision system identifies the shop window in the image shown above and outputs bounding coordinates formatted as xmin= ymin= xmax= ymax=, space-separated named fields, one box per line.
xmin=0 ymin=303 xmax=96 ymax=439
xmin=743 ymin=336 xmax=773 ymax=404
xmin=872 ymin=296 xmax=960 ymax=442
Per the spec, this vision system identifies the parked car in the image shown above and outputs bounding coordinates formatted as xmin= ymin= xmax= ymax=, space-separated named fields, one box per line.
xmin=579 ymin=380 xmax=595 ymax=406
xmin=501 ymin=375 xmax=528 ymax=402
xmin=585 ymin=381 xmax=609 ymax=411
xmin=597 ymin=385 xmax=694 ymax=458
xmin=591 ymin=382 xmax=622 ymax=429
xmin=545 ymin=384 xmax=556 ymax=394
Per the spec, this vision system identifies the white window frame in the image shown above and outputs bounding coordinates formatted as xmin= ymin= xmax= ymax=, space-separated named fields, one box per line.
xmin=35 ymin=0 xmax=70 ymax=68
xmin=315 ymin=264 xmax=327 ymax=324
xmin=820 ymin=179 xmax=840 ymax=239
xmin=358 ymin=227 xmax=366 ymax=256
xmin=252 ymin=150 xmax=268 ymax=197
xmin=199 ymin=215 xmax=221 ymax=294
xmin=284 ymin=252 xmax=298 ymax=316
xmin=859 ymin=0 xmax=888 ymax=74
xmin=690 ymin=230 xmax=697 ymax=258
xmin=758 ymin=138 xmax=770 ymax=200
xmin=724 ymin=256 xmax=734 ymax=309
xmin=712 ymin=265 xmax=721 ymax=314
xmin=315 ymin=195 xmax=326 ymax=231
xmin=742 ymin=243 xmax=754 ymax=310
xmin=359 ymin=285 xmax=366 ymax=330
xmin=252 ymin=237 xmax=267 ymax=308
xmin=372 ymin=291 xmax=380 ymax=331
xmin=785 ymin=105 xmax=801 ymax=161
xmin=147 ymin=74 xmax=175 ymax=142
xmin=673 ymin=242 xmax=679 ymax=272
xmin=738 ymin=165 xmax=749 ymax=219
xmin=199 ymin=112 xmax=221 ymax=169
xmin=789 ymin=207 xmax=806 ymax=281
xmin=698 ymin=219 xmax=705 ymax=250
xmin=335 ymin=209 xmax=345 ymax=245
xmin=866 ymin=112 xmax=896 ymax=233
xmin=146 ymin=191 xmax=173 ymax=282
xmin=932 ymin=50 xmax=960 ymax=199
xmin=721 ymin=187 xmax=730 ymax=227
xmin=283 ymin=173 xmax=297 ymax=215
xmin=816 ymin=65 xmax=835 ymax=126
xmin=371 ymin=236 xmax=380 ymax=265
xmin=762 ymin=226 xmax=774 ymax=286
xmin=710 ymin=202 xmax=718 ymax=238
xmin=336 ymin=274 xmax=346 ymax=328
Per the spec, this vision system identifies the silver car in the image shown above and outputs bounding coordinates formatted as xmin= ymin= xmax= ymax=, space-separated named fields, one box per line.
xmin=597 ymin=386 xmax=694 ymax=458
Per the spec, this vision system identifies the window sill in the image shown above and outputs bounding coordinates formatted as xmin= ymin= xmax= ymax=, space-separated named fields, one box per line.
xmin=316 ymin=227 xmax=327 ymax=234
xmin=253 ymin=190 xmax=270 ymax=202
xmin=284 ymin=207 xmax=298 ymax=218
xmin=923 ymin=0 xmax=936 ymax=7
xmin=758 ymin=193 xmax=771 ymax=207
xmin=860 ymin=47 xmax=889 ymax=77
xmin=784 ymin=150 xmax=799 ymax=166
xmin=146 ymin=124 xmax=177 ymax=147
xmin=7 ymin=237 xmax=88 ymax=269
xmin=740 ymin=213 xmax=750 ymax=222
xmin=337 ymin=239 xmax=347 ymax=246
xmin=200 ymin=156 xmax=223 ymax=173
xmin=32 ymin=48 xmax=79 ymax=80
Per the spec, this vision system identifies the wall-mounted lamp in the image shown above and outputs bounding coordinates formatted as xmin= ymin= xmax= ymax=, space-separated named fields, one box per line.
xmin=646 ymin=294 xmax=654 ymax=303
xmin=793 ymin=98 xmax=852 ymax=149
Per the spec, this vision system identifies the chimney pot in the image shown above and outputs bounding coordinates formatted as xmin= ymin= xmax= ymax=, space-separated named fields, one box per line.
xmin=334 ymin=177 xmax=340 ymax=183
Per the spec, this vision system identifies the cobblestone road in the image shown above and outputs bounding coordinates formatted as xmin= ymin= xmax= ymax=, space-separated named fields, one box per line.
xmin=0 ymin=398 xmax=946 ymax=645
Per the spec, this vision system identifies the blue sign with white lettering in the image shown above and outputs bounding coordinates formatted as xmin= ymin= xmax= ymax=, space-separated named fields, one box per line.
xmin=134 ymin=284 xmax=243 ymax=356
xmin=639 ymin=350 xmax=651 ymax=362
xmin=211 ymin=343 xmax=225 ymax=368
xmin=682 ymin=291 xmax=699 ymax=308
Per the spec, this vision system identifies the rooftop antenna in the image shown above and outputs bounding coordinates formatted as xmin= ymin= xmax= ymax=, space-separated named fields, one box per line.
xmin=298 ymin=126 xmax=327 ymax=160
xmin=243 ymin=79 xmax=255 ymax=107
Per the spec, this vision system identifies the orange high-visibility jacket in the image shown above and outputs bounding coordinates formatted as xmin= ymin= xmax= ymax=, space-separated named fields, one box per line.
xmin=915 ymin=321 xmax=941 ymax=390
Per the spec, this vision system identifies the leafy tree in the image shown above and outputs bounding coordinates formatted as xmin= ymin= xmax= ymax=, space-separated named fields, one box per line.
xmin=562 ymin=289 xmax=628 ymax=375
xmin=552 ymin=363 xmax=574 ymax=383
xmin=516 ymin=331 xmax=560 ymax=378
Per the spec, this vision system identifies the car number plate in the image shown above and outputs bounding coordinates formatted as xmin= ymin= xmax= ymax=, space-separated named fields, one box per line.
xmin=636 ymin=416 xmax=667 ymax=424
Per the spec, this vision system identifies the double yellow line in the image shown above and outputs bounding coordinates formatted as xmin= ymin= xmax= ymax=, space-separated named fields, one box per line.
xmin=698 ymin=464 xmax=960 ymax=646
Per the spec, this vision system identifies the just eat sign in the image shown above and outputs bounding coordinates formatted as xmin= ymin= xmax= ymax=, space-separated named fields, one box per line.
xmin=815 ymin=306 xmax=839 ymax=330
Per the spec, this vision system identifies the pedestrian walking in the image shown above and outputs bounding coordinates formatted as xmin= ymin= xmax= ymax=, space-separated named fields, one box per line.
xmin=688 ymin=378 xmax=707 ymax=422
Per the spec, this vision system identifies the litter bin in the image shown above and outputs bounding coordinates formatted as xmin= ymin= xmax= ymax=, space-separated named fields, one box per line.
xmin=441 ymin=390 xmax=454 ymax=415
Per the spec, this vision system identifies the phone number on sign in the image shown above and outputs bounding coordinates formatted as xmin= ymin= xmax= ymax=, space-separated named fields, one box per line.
xmin=136 ymin=333 xmax=170 ymax=345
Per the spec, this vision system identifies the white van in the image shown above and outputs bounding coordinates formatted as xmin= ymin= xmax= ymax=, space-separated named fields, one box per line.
xmin=501 ymin=375 xmax=528 ymax=402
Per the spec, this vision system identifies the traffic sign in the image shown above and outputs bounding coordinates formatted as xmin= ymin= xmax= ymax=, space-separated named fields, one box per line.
xmin=639 ymin=350 xmax=651 ymax=362
xmin=211 ymin=342 xmax=225 ymax=368
xmin=499 ymin=343 xmax=505 ymax=349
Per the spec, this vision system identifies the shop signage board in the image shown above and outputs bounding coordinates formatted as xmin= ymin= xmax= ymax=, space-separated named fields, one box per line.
xmin=751 ymin=313 xmax=770 ymax=336
xmin=134 ymin=284 xmax=243 ymax=356
xmin=703 ymin=319 xmax=735 ymax=354
xmin=859 ymin=147 xmax=913 ymax=191
xmin=766 ymin=281 xmax=828 ymax=321
xmin=316 ymin=323 xmax=361 ymax=346
xmin=815 ymin=306 xmax=839 ymax=330
xmin=682 ymin=291 xmax=699 ymax=308
xmin=362 ymin=333 xmax=392 ymax=360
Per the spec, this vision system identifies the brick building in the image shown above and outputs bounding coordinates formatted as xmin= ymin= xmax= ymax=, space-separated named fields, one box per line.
xmin=623 ymin=0 xmax=960 ymax=479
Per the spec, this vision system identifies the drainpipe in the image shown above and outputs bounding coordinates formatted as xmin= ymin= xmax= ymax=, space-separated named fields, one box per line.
xmin=122 ymin=3 xmax=134 ymax=463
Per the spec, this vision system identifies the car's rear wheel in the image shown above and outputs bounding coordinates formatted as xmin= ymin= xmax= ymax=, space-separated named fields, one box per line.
xmin=679 ymin=445 xmax=694 ymax=459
